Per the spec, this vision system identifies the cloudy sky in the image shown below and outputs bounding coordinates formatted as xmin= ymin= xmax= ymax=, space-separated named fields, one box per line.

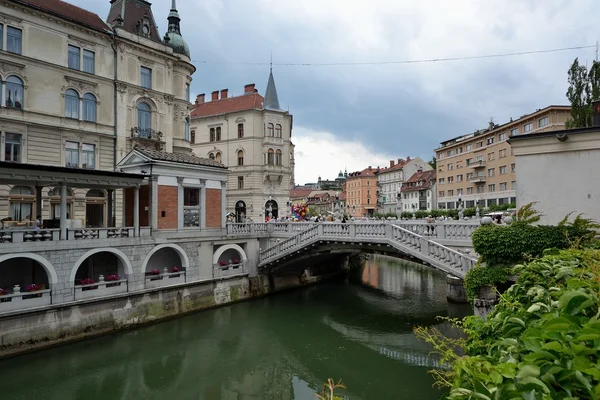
xmin=75 ymin=0 xmax=597 ymax=184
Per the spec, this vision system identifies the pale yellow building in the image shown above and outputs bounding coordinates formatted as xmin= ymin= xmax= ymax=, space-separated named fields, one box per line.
xmin=435 ymin=106 xmax=571 ymax=209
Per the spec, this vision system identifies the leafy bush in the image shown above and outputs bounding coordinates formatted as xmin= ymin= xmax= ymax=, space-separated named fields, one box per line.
xmin=463 ymin=265 xmax=511 ymax=302
xmin=414 ymin=210 xmax=429 ymax=219
xmin=487 ymin=202 xmax=516 ymax=212
xmin=415 ymin=249 xmax=600 ymax=399
xmin=401 ymin=212 xmax=413 ymax=219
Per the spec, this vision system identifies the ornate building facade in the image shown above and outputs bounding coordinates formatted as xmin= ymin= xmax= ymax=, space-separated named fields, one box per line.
xmin=190 ymin=70 xmax=295 ymax=222
xmin=0 ymin=0 xmax=196 ymax=228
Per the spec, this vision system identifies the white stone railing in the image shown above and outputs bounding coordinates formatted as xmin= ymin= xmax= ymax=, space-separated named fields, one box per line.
xmin=144 ymin=271 xmax=186 ymax=288
xmin=213 ymin=262 xmax=247 ymax=279
xmin=0 ymin=289 xmax=52 ymax=312
xmin=74 ymin=279 xmax=128 ymax=300
xmin=67 ymin=227 xmax=151 ymax=240
xmin=0 ymin=229 xmax=60 ymax=243
xmin=259 ymin=223 xmax=477 ymax=278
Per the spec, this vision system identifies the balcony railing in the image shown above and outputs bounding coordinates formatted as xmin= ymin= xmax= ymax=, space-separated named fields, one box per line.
xmin=131 ymin=127 xmax=164 ymax=142
xmin=467 ymin=160 xmax=486 ymax=169
xmin=469 ymin=175 xmax=487 ymax=183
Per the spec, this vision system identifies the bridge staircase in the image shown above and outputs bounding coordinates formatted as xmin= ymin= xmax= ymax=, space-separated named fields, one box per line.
xmin=258 ymin=223 xmax=477 ymax=278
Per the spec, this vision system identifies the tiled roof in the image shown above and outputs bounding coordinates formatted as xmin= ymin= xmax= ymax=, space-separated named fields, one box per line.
xmin=348 ymin=167 xmax=379 ymax=178
xmin=289 ymin=188 xmax=313 ymax=199
xmin=14 ymin=0 xmax=111 ymax=32
xmin=338 ymin=192 xmax=347 ymax=201
xmin=191 ymin=93 xmax=265 ymax=118
xmin=377 ymin=158 xmax=411 ymax=174
xmin=401 ymin=170 xmax=436 ymax=192
xmin=107 ymin=0 xmax=162 ymax=44
xmin=134 ymin=147 xmax=226 ymax=169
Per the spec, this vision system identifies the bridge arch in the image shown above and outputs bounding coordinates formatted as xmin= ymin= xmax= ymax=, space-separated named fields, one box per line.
xmin=213 ymin=244 xmax=247 ymax=265
xmin=70 ymin=248 xmax=133 ymax=283
xmin=0 ymin=253 xmax=58 ymax=285
xmin=141 ymin=243 xmax=190 ymax=274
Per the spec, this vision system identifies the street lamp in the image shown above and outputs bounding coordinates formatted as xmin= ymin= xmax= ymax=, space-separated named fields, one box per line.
xmin=475 ymin=197 xmax=480 ymax=219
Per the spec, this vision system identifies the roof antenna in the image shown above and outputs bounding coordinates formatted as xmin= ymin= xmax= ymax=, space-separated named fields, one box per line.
xmin=270 ymin=51 xmax=273 ymax=72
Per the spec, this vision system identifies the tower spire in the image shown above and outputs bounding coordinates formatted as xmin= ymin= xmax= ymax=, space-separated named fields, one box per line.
xmin=264 ymin=68 xmax=281 ymax=111
xmin=171 ymin=0 xmax=177 ymax=10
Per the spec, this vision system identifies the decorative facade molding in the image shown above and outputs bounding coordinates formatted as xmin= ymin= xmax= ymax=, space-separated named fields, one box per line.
xmin=0 ymin=11 xmax=23 ymax=27
xmin=67 ymin=34 xmax=96 ymax=49
xmin=163 ymin=95 xmax=175 ymax=105
xmin=62 ymin=75 xmax=99 ymax=95
xmin=199 ymin=179 xmax=206 ymax=187
xmin=221 ymin=181 xmax=227 ymax=188
xmin=176 ymin=177 xmax=184 ymax=184
xmin=0 ymin=60 xmax=26 ymax=77
xmin=138 ymin=56 xmax=154 ymax=67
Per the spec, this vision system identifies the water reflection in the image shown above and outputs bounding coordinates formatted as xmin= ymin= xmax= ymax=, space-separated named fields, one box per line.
xmin=0 ymin=255 xmax=470 ymax=400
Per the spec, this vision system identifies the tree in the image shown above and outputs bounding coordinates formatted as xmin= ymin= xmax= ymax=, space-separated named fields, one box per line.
xmin=428 ymin=156 xmax=437 ymax=170
xmin=565 ymin=58 xmax=600 ymax=129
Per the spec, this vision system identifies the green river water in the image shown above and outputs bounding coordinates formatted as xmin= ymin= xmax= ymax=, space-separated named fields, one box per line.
xmin=0 ymin=255 xmax=470 ymax=399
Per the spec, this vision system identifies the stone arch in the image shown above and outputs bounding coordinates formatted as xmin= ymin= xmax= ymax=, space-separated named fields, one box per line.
xmin=70 ymin=248 xmax=133 ymax=283
xmin=0 ymin=253 xmax=58 ymax=284
xmin=141 ymin=243 xmax=190 ymax=274
xmin=212 ymin=244 xmax=247 ymax=265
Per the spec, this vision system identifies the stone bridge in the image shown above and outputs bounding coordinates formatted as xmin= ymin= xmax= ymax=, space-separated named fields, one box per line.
xmin=252 ymin=223 xmax=478 ymax=279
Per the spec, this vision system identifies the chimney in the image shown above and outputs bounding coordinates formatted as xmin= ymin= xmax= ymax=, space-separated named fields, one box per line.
xmin=406 ymin=156 xmax=411 ymax=161
xmin=244 ymin=83 xmax=255 ymax=94
xmin=195 ymin=93 xmax=205 ymax=105
xmin=593 ymin=100 xmax=600 ymax=127
xmin=220 ymin=89 xmax=228 ymax=99
xmin=398 ymin=158 xmax=404 ymax=164
xmin=368 ymin=166 xmax=371 ymax=170
xmin=390 ymin=160 xmax=395 ymax=168
xmin=211 ymin=91 xmax=219 ymax=101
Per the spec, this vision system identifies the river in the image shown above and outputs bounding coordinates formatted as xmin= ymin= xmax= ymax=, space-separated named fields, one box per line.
xmin=0 ymin=255 xmax=470 ymax=399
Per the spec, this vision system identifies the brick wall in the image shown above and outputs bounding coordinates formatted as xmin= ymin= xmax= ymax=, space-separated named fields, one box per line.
xmin=158 ymin=185 xmax=178 ymax=229
xmin=205 ymin=188 xmax=222 ymax=228
xmin=124 ymin=186 xmax=149 ymax=227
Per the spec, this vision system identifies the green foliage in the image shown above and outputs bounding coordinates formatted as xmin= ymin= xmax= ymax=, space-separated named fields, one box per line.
xmin=514 ymin=201 xmax=542 ymax=225
xmin=401 ymin=211 xmax=413 ymax=219
xmin=316 ymin=379 xmax=346 ymax=400
xmin=565 ymin=58 xmax=600 ymax=129
xmin=486 ymin=202 xmax=516 ymax=212
xmin=463 ymin=266 xmax=511 ymax=302
xmin=415 ymin=249 xmax=600 ymax=399
xmin=428 ymin=156 xmax=437 ymax=170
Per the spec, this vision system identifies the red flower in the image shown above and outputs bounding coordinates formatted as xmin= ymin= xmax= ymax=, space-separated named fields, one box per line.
xmin=79 ymin=278 xmax=96 ymax=286
xmin=105 ymin=274 xmax=120 ymax=281
xmin=171 ymin=266 xmax=180 ymax=273
xmin=25 ymin=284 xmax=42 ymax=292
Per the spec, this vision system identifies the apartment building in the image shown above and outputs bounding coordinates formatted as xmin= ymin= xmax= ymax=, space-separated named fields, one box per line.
xmin=345 ymin=166 xmax=379 ymax=217
xmin=190 ymin=72 xmax=294 ymax=222
xmin=376 ymin=157 xmax=431 ymax=215
xmin=400 ymin=170 xmax=436 ymax=213
xmin=0 ymin=0 xmax=195 ymax=227
xmin=435 ymin=106 xmax=571 ymax=209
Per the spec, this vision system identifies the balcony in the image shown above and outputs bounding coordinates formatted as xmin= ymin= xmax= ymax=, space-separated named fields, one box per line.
xmin=469 ymin=175 xmax=487 ymax=183
xmin=263 ymin=136 xmax=284 ymax=146
xmin=131 ymin=127 xmax=164 ymax=142
xmin=467 ymin=160 xmax=486 ymax=169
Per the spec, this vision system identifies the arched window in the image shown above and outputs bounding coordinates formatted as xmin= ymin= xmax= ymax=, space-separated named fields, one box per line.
xmin=9 ymin=186 xmax=34 ymax=221
xmin=48 ymin=187 xmax=74 ymax=219
xmin=5 ymin=76 xmax=24 ymax=109
xmin=237 ymin=150 xmax=244 ymax=166
xmin=275 ymin=124 xmax=282 ymax=138
xmin=267 ymin=148 xmax=274 ymax=165
xmin=65 ymin=89 xmax=80 ymax=119
xmin=216 ymin=127 xmax=221 ymax=141
xmin=137 ymin=102 xmax=152 ymax=138
xmin=215 ymin=152 xmax=222 ymax=163
xmin=190 ymin=130 xmax=196 ymax=144
xmin=210 ymin=128 xmax=215 ymax=142
xmin=238 ymin=123 xmax=244 ymax=138
xmin=275 ymin=149 xmax=282 ymax=166
xmin=209 ymin=153 xmax=215 ymax=160
xmin=184 ymin=117 xmax=190 ymax=141
xmin=267 ymin=123 xmax=274 ymax=137
xmin=82 ymin=93 xmax=97 ymax=122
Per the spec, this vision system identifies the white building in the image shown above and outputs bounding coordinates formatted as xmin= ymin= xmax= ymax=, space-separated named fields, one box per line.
xmin=190 ymin=71 xmax=294 ymax=222
xmin=400 ymin=170 xmax=437 ymax=213
xmin=509 ymin=108 xmax=600 ymax=224
xmin=376 ymin=157 xmax=432 ymax=215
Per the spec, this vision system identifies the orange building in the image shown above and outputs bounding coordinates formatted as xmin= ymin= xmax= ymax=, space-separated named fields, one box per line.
xmin=345 ymin=166 xmax=379 ymax=217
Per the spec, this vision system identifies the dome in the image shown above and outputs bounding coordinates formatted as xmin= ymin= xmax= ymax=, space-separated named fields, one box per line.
xmin=165 ymin=31 xmax=190 ymax=58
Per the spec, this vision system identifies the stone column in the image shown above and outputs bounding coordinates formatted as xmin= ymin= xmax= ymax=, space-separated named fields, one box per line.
xmin=221 ymin=180 xmax=227 ymax=228
xmin=35 ymin=185 xmax=43 ymax=219
xmin=200 ymin=179 xmax=206 ymax=229
xmin=177 ymin=177 xmax=184 ymax=229
xmin=133 ymin=186 xmax=140 ymax=236
xmin=446 ymin=275 xmax=467 ymax=303
xmin=149 ymin=176 xmax=158 ymax=231
xmin=106 ymin=189 xmax=114 ymax=227
xmin=60 ymin=183 xmax=67 ymax=239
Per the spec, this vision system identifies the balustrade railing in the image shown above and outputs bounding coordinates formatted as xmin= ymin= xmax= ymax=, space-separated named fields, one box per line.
xmin=145 ymin=271 xmax=186 ymax=288
xmin=74 ymin=279 xmax=128 ymax=300
xmin=67 ymin=227 xmax=149 ymax=240
xmin=213 ymin=261 xmax=247 ymax=278
xmin=0 ymin=289 xmax=52 ymax=312
xmin=0 ymin=229 xmax=60 ymax=243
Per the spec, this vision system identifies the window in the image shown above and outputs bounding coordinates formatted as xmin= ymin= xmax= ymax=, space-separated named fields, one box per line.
xmin=184 ymin=118 xmax=190 ymax=141
xmin=190 ymin=130 xmax=195 ymax=144
xmin=476 ymin=141 xmax=483 ymax=148
xmin=448 ymin=176 xmax=454 ymax=183
xmin=447 ymin=150 xmax=452 ymax=156
xmin=457 ymin=147 xmax=463 ymax=154
xmin=457 ymin=188 xmax=463 ymax=195
xmin=466 ymin=187 xmax=473 ymax=195
xmin=447 ymin=163 xmax=453 ymax=170
xmin=488 ymin=184 xmax=496 ymax=192
xmin=499 ymin=165 xmax=507 ymax=175
xmin=267 ymin=148 xmax=274 ymax=165
xmin=476 ymin=155 xmax=484 ymax=162
xmin=82 ymin=144 xmax=95 ymax=169
xmin=488 ymin=152 xmax=495 ymax=161
xmin=498 ymin=132 xmax=506 ymax=141
xmin=487 ymin=137 xmax=494 ymax=145
xmin=466 ymin=172 xmax=473 ymax=180
xmin=216 ymin=127 xmax=221 ymax=141
xmin=267 ymin=123 xmax=274 ymax=137
xmin=438 ymin=178 xmax=444 ymax=184
xmin=275 ymin=124 xmax=282 ymax=138
xmin=238 ymin=123 xmax=244 ymax=138
xmin=477 ymin=186 xmax=484 ymax=194
xmin=140 ymin=67 xmax=152 ymax=89
xmin=209 ymin=153 xmax=215 ymax=160
xmin=137 ymin=102 xmax=152 ymax=137
xmin=499 ymin=182 xmax=507 ymax=191
xmin=83 ymin=50 xmax=95 ymax=74
xmin=457 ymin=174 xmax=463 ymax=182
xmin=215 ymin=152 xmax=222 ymax=163
xmin=237 ymin=150 xmax=244 ymax=166
xmin=183 ymin=188 xmax=200 ymax=227
xmin=68 ymin=45 xmax=80 ymax=70
xmin=466 ymin=158 xmax=473 ymax=166
xmin=9 ymin=186 xmax=33 ymax=221
xmin=510 ymin=128 xmax=519 ymax=136
xmin=538 ymin=117 xmax=548 ymax=128
xmin=237 ymin=176 xmax=244 ymax=189
xmin=499 ymin=148 xmax=507 ymax=158
xmin=511 ymin=181 xmax=516 ymax=190
xmin=524 ymin=122 xmax=533 ymax=132
xmin=185 ymin=83 xmax=190 ymax=102
xmin=64 ymin=89 xmax=80 ymax=119
xmin=465 ymin=144 xmax=472 ymax=151
xmin=511 ymin=163 xmax=516 ymax=173
xmin=65 ymin=141 xmax=79 ymax=167
xmin=0 ymin=25 xmax=2 ymax=50
xmin=7 ymin=27 xmax=22 ymax=54
xmin=275 ymin=149 xmax=282 ymax=166
xmin=210 ymin=128 xmax=215 ymax=142
xmin=448 ymin=190 xmax=454 ymax=196
xmin=488 ymin=168 xmax=495 ymax=177
xmin=82 ymin=93 xmax=97 ymax=122
xmin=4 ymin=133 xmax=21 ymax=162
xmin=439 ymin=191 xmax=445 ymax=197
xmin=5 ymin=76 xmax=24 ymax=109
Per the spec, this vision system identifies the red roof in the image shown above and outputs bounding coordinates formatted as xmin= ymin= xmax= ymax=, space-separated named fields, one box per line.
xmin=191 ymin=93 xmax=265 ymax=118
xmin=15 ymin=0 xmax=111 ymax=32
xmin=348 ymin=166 xmax=379 ymax=178
xmin=289 ymin=188 xmax=312 ymax=199
xmin=401 ymin=170 xmax=436 ymax=192
xmin=338 ymin=192 xmax=347 ymax=201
